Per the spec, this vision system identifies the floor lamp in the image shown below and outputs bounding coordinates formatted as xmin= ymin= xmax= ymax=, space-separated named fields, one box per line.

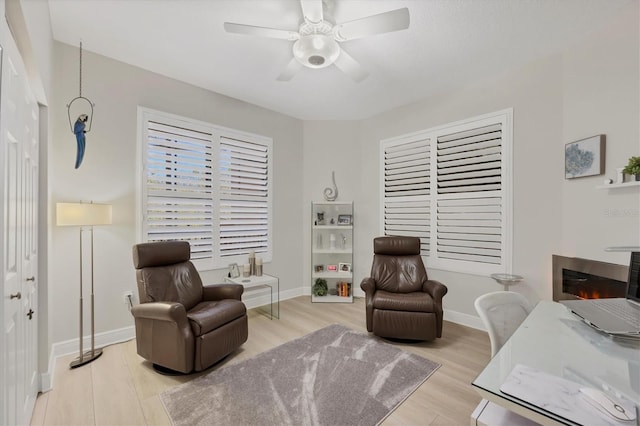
xmin=56 ymin=202 xmax=112 ymax=368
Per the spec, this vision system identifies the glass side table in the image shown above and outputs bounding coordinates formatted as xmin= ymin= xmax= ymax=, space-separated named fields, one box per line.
xmin=490 ymin=273 xmax=523 ymax=291
xmin=225 ymin=274 xmax=279 ymax=320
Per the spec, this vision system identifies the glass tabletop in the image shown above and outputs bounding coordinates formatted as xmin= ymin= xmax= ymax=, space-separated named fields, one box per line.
xmin=490 ymin=273 xmax=524 ymax=282
xmin=472 ymin=301 xmax=640 ymax=425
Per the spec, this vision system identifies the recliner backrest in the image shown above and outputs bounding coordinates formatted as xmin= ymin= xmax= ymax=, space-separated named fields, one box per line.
xmin=132 ymin=241 xmax=203 ymax=310
xmin=371 ymin=236 xmax=427 ymax=293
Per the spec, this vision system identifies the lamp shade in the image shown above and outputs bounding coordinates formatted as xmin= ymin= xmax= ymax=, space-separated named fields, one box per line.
xmin=56 ymin=202 xmax=112 ymax=226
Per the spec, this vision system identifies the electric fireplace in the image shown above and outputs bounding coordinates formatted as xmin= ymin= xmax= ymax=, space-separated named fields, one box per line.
xmin=552 ymin=255 xmax=628 ymax=301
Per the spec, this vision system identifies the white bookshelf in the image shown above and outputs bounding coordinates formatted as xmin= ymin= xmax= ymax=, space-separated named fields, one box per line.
xmin=311 ymin=202 xmax=353 ymax=303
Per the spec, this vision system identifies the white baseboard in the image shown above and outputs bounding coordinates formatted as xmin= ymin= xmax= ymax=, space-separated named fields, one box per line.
xmin=40 ymin=287 xmax=485 ymax=392
xmin=41 ymin=325 xmax=135 ymax=392
xmin=445 ymin=308 xmax=485 ymax=331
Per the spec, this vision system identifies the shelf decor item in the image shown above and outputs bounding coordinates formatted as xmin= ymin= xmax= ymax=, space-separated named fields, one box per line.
xmin=323 ymin=171 xmax=338 ymax=201
xmin=622 ymin=156 xmax=640 ymax=181
xmin=564 ymin=135 xmax=605 ymax=179
xmin=228 ymin=263 xmax=240 ymax=278
xmin=313 ymin=278 xmax=328 ymax=296
xmin=338 ymin=214 xmax=352 ymax=225
xmin=339 ymin=263 xmax=351 ymax=272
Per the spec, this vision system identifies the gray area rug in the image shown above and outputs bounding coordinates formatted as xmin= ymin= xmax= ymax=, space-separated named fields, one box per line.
xmin=160 ymin=324 xmax=440 ymax=426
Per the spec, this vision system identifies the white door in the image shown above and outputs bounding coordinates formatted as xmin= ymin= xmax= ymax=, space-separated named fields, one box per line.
xmin=21 ymin=92 xmax=39 ymax=420
xmin=1 ymin=28 xmax=39 ymax=426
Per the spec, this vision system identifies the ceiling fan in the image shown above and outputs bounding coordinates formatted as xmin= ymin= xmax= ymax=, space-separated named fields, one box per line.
xmin=223 ymin=0 xmax=410 ymax=82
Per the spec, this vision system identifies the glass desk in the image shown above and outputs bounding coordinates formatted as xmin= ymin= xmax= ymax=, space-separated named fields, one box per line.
xmin=472 ymin=301 xmax=639 ymax=425
xmin=225 ymin=274 xmax=279 ymax=320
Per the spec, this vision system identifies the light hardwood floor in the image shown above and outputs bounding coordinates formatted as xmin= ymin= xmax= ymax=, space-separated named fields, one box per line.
xmin=30 ymin=296 xmax=491 ymax=426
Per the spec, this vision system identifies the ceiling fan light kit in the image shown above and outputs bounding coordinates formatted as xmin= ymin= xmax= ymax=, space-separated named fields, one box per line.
xmin=224 ymin=0 xmax=410 ymax=81
xmin=293 ymin=34 xmax=340 ymax=68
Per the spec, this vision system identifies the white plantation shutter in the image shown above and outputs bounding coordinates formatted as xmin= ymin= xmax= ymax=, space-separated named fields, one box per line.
xmin=219 ymin=137 xmax=270 ymax=258
xmin=436 ymin=124 xmax=503 ymax=265
xmin=382 ymin=138 xmax=431 ymax=255
xmin=144 ymin=120 xmax=215 ymax=261
xmin=140 ymin=108 xmax=273 ymax=270
xmin=380 ymin=109 xmax=512 ymax=275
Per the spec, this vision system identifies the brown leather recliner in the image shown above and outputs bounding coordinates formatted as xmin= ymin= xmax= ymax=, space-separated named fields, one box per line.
xmin=131 ymin=241 xmax=248 ymax=373
xmin=360 ymin=236 xmax=448 ymax=341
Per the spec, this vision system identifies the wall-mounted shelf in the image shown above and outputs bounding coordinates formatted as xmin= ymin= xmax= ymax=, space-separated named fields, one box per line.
xmin=596 ymin=181 xmax=640 ymax=190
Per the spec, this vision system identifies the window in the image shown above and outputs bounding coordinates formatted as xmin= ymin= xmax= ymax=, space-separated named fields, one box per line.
xmin=381 ymin=109 xmax=512 ymax=275
xmin=138 ymin=108 xmax=272 ymax=270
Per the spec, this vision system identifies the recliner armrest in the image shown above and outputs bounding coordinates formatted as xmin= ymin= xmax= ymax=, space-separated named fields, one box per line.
xmin=423 ymin=279 xmax=448 ymax=303
xmin=360 ymin=277 xmax=376 ymax=332
xmin=203 ymin=283 xmax=244 ymax=301
xmin=360 ymin=277 xmax=376 ymax=294
xmin=131 ymin=302 xmax=188 ymax=324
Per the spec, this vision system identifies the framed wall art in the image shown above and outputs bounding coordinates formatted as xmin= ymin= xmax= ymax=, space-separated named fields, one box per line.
xmin=565 ymin=135 xmax=605 ymax=179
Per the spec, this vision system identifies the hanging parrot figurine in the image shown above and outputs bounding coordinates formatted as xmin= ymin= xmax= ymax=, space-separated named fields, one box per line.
xmin=73 ymin=114 xmax=88 ymax=169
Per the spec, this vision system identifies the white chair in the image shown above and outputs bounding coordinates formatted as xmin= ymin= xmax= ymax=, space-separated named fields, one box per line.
xmin=471 ymin=291 xmax=538 ymax=426
xmin=474 ymin=291 xmax=533 ymax=357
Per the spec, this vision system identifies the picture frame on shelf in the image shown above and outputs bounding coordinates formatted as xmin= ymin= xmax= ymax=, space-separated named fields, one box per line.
xmin=228 ymin=263 xmax=240 ymax=278
xmin=314 ymin=264 xmax=324 ymax=273
xmin=339 ymin=262 xmax=351 ymax=272
xmin=565 ymin=135 xmax=605 ymax=179
xmin=337 ymin=214 xmax=352 ymax=225
xmin=327 ymin=264 xmax=338 ymax=272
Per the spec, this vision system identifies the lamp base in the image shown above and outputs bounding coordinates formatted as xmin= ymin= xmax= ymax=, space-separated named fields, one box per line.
xmin=69 ymin=348 xmax=103 ymax=369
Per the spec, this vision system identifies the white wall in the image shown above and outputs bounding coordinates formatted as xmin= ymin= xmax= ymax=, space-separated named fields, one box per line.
xmin=355 ymin=54 xmax=565 ymax=317
xmin=50 ymin=42 xmax=304 ymax=345
xmin=302 ymin=121 xmax=363 ymax=294
xmin=302 ymin=2 xmax=639 ymax=320
xmin=561 ymin=5 xmax=640 ymax=264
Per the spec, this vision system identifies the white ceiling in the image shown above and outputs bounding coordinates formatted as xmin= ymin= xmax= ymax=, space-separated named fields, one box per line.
xmin=48 ymin=0 xmax=633 ymax=120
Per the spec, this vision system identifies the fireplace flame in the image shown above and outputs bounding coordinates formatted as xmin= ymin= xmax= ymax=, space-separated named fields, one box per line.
xmin=577 ymin=289 xmax=601 ymax=299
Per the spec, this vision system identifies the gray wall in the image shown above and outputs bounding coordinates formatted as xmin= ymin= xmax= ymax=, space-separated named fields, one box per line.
xmin=50 ymin=42 xmax=304 ymax=344
xmin=301 ymin=2 xmax=639 ymax=324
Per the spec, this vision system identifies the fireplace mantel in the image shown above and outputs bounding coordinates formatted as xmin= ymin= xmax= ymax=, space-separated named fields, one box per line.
xmin=552 ymin=255 xmax=628 ymax=301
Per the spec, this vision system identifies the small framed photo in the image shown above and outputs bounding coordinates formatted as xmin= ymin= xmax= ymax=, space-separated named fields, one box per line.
xmin=565 ymin=135 xmax=605 ymax=179
xmin=228 ymin=263 xmax=240 ymax=278
xmin=314 ymin=264 xmax=324 ymax=273
xmin=337 ymin=214 xmax=352 ymax=225
xmin=339 ymin=263 xmax=351 ymax=272
xmin=327 ymin=264 xmax=338 ymax=272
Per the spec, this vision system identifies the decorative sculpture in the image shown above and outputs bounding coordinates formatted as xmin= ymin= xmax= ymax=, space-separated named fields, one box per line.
xmin=323 ymin=171 xmax=338 ymax=201
xmin=74 ymin=114 xmax=88 ymax=169
xmin=67 ymin=41 xmax=95 ymax=169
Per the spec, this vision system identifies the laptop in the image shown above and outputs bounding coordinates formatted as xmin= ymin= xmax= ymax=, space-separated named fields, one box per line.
xmin=560 ymin=252 xmax=640 ymax=337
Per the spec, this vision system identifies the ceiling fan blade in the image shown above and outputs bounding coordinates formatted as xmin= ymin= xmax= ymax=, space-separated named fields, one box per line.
xmin=334 ymin=49 xmax=369 ymax=82
xmin=224 ymin=22 xmax=299 ymax=41
xmin=300 ymin=0 xmax=323 ymax=24
xmin=277 ymin=58 xmax=304 ymax=81
xmin=333 ymin=8 xmax=410 ymax=41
